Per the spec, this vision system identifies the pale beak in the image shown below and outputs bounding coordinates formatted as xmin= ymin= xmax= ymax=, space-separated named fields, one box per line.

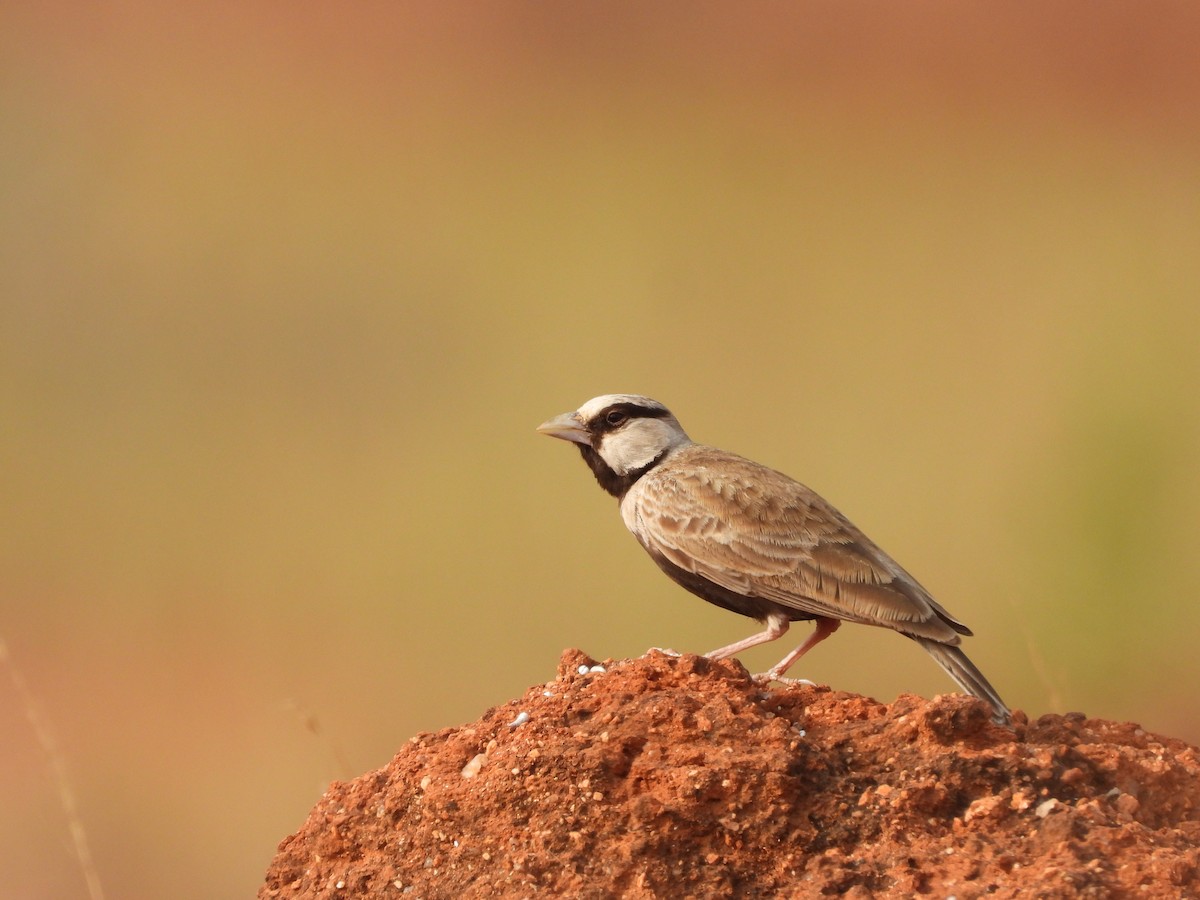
xmin=536 ymin=411 xmax=591 ymax=445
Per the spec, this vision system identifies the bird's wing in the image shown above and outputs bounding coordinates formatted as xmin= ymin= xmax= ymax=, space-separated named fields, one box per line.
xmin=628 ymin=447 xmax=967 ymax=642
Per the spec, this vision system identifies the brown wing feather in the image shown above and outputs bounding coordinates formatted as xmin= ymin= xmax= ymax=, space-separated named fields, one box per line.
xmin=628 ymin=445 xmax=968 ymax=644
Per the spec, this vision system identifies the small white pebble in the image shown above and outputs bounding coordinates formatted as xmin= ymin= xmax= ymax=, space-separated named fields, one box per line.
xmin=336 ymin=881 xmax=345 ymax=890
xmin=542 ymin=690 xmax=554 ymax=697
xmin=508 ymin=711 xmax=530 ymax=728
xmin=1035 ymin=798 xmax=1061 ymax=818
xmin=589 ymin=664 xmax=606 ymax=673
xmin=461 ymin=753 xmax=487 ymax=778
xmin=577 ymin=665 xmax=590 ymax=675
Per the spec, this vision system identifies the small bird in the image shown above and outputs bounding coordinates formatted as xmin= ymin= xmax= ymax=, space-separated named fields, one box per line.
xmin=537 ymin=394 xmax=1011 ymax=725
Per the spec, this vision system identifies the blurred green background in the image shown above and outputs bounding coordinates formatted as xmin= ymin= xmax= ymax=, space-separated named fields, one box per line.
xmin=3 ymin=3 xmax=1198 ymax=897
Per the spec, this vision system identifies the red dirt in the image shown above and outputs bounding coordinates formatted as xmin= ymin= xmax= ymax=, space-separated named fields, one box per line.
xmin=260 ymin=649 xmax=1200 ymax=898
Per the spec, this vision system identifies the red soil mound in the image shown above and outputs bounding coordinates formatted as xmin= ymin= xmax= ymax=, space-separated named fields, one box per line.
xmin=261 ymin=649 xmax=1200 ymax=898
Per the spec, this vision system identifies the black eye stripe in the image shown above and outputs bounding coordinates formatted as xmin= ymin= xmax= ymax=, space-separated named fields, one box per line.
xmin=592 ymin=402 xmax=670 ymax=433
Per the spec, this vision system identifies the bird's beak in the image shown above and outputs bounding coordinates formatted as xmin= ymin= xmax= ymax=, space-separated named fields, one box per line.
xmin=536 ymin=411 xmax=591 ymax=445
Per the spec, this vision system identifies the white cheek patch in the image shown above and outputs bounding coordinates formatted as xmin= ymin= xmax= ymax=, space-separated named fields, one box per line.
xmin=600 ymin=433 xmax=657 ymax=475
xmin=598 ymin=419 xmax=689 ymax=476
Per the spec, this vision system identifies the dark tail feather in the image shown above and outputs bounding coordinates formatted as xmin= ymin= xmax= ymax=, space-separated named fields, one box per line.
xmin=913 ymin=638 xmax=1012 ymax=726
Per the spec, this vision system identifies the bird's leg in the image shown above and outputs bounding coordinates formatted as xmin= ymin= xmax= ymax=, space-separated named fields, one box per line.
xmin=704 ymin=611 xmax=790 ymax=660
xmin=760 ymin=617 xmax=841 ymax=683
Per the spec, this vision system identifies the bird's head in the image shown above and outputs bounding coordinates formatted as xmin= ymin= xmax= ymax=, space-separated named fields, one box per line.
xmin=537 ymin=394 xmax=692 ymax=496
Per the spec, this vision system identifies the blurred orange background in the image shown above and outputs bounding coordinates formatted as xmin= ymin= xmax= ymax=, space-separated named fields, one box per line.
xmin=2 ymin=4 xmax=1198 ymax=897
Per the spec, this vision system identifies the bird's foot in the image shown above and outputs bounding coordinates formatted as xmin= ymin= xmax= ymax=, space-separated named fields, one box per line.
xmin=753 ymin=671 xmax=817 ymax=687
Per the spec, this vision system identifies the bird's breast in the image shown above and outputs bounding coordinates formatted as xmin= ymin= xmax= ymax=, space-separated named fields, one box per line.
xmin=618 ymin=481 xmax=647 ymax=539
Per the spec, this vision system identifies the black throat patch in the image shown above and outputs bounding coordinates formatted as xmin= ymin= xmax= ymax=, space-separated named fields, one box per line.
xmin=576 ymin=443 xmax=667 ymax=499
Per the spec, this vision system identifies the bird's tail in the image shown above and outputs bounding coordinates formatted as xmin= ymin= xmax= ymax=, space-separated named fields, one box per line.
xmin=913 ymin=638 xmax=1012 ymax=726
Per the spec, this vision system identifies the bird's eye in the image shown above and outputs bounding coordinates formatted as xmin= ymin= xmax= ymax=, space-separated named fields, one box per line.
xmin=605 ymin=409 xmax=628 ymax=427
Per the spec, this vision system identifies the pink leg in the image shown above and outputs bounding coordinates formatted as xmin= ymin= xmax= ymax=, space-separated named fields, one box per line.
xmin=704 ymin=611 xmax=790 ymax=661
xmin=765 ymin=617 xmax=841 ymax=681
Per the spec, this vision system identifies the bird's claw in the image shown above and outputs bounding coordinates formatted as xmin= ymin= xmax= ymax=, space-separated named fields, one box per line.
xmin=753 ymin=671 xmax=817 ymax=686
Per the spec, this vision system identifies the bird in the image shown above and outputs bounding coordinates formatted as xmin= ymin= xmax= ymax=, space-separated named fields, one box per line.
xmin=536 ymin=393 xmax=1011 ymax=725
